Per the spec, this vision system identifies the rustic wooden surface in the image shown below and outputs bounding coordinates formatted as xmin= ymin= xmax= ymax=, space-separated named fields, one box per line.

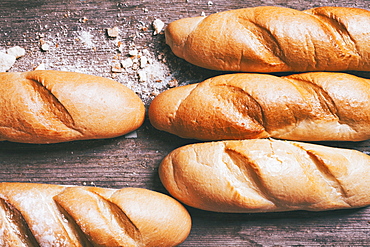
xmin=1 ymin=0 xmax=370 ymax=246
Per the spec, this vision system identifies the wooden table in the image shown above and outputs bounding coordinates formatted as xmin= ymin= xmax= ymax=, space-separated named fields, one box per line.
xmin=1 ymin=0 xmax=370 ymax=246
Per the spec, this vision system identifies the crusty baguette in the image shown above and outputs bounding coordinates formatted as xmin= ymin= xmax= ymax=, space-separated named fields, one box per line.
xmin=0 ymin=70 xmax=145 ymax=144
xmin=159 ymin=138 xmax=370 ymax=213
xmin=165 ymin=6 xmax=370 ymax=72
xmin=0 ymin=182 xmax=191 ymax=246
xmin=149 ymin=72 xmax=370 ymax=142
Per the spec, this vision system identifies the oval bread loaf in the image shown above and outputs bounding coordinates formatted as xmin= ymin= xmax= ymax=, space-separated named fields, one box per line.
xmin=149 ymin=72 xmax=370 ymax=142
xmin=166 ymin=6 xmax=370 ymax=72
xmin=159 ymin=139 xmax=370 ymax=213
xmin=0 ymin=70 xmax=145 ymax=144
xmin=0 ymin=182 xmax=191 ymax=246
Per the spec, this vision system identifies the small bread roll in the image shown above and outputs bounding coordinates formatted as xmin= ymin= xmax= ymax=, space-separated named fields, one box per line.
xmin=0 ymin=70 xmax=145 ymax=143
xmin=149 ymin=72 xmax=370 ymax=142
xmin=159 ymin=139 xmax=370 ymax=213
xmin=166 ymin=6 xmax=370 ymax=72
xmin=0 ymin=183 xmax=191 ymax=246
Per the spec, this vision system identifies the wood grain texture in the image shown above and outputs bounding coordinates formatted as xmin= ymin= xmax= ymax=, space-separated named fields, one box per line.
xmin=1 ymin=0 xmax=370 ymax=246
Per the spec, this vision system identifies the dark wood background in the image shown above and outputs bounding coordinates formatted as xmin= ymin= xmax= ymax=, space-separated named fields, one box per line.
xmin=1 ymin=0 xmax=370 ymax=246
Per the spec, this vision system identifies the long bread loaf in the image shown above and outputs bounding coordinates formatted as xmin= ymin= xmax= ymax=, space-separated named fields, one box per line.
xmin=0 ymin=70 xmax=145 ymax=144
xmin=0 ymin=182 xmax=191 ymax=246
xmin=159 ymin=139 xmax=370 ymax=213
xmin=148 ymin=72 xmax=370 ymax=142
xmin=165 ymin=6 xmax=370 ymax=72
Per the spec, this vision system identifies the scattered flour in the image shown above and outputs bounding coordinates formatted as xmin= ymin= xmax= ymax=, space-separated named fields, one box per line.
xmin=112 ymin=47 xmax=177 ymax=104
xmin=4 ymin=16 xmax=174 ymax=105
xmin=78 ymin=30 xmax=95 ymax=48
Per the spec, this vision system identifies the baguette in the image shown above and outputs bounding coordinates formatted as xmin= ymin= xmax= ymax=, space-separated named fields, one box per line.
xmin=0 ymin=70 xmax=145 ymax=144
xmin=159 ymin=138 xmax=370 ymax=213
xmin=148 ymin=72 xmax=370 ymax=142
xmin=0 ymin=182 xmax=191 ymax=246
xmin=165 ymin=6 xmax=370 ymax=72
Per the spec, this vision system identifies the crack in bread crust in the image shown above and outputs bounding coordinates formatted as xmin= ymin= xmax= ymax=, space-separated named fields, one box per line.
xmin=27 ymin=77 xmax=82 ymax=135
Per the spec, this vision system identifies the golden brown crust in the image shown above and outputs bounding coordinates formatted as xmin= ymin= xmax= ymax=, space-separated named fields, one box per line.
xmin=0 ymin=183 xmax=191 ymax=246
xmin=148 ymin=72 xmax=370 ymax=142
xmin=0 ymin=70 xmax=145 ymax=144
xmin=159 ymin=139 xmax=370 ymax=213
xmin=165 ymin=6 xmax=370 ymax=72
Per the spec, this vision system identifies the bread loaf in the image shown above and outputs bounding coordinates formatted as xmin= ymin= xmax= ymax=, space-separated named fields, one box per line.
xmin=149 ymin=72 xmax=370 ymax=142
xmin=159 ymin=138 xmax=370 ymax=213
xmin=0 ymin=70 xmax=145 ymax=144
xmin=0 ymin=182 xmax=191 ymax=246
xmin=165 ymin=6 xmax=370 ymax=72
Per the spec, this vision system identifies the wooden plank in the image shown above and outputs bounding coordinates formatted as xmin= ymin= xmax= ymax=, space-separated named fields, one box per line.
xmin=1 ymin=0 xmax=370 ymax=246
